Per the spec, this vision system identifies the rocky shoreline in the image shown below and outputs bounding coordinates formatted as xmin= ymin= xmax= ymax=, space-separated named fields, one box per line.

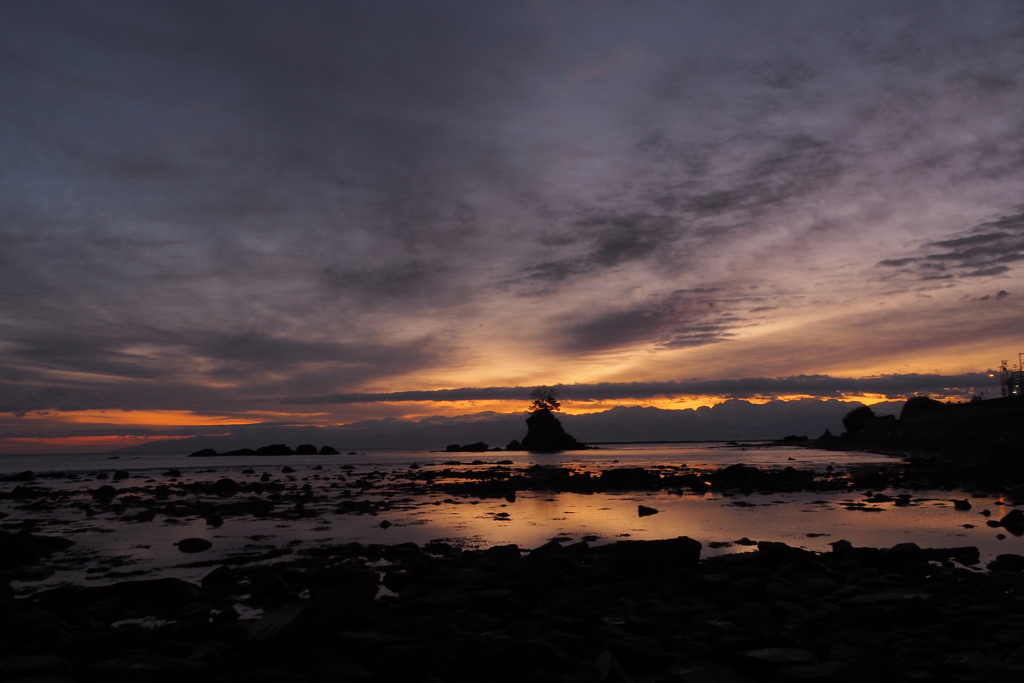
xmin=3 ymin=533 xmax=1024 ymax=682
xmin=4 ymin=449 xmax=1024 ymax=682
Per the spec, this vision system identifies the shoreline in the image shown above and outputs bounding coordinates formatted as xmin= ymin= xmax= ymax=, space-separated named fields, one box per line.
xmin=807 ymin=433 xmax=1024 ymax=496
xmin=4 ymin=534 xmax=1024 ymax=681
xmin=4 ymin=444 xmax=1024 ymax=680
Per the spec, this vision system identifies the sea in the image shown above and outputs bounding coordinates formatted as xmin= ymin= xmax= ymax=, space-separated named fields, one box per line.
xmin=1 ymin=442 xmax=1017 ymax=594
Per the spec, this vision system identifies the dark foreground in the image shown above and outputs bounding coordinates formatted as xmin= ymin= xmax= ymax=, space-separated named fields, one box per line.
xmin=4 ymin=534 xmax=1024 ymax=683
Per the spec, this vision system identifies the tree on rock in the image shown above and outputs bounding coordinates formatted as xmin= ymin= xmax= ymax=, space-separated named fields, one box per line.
xmin=520 ymin=386 xmax=587 ymax=452
xmin=529 ymin=386 xmax=561 ymax=412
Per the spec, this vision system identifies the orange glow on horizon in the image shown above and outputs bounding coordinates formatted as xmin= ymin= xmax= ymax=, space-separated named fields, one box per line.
xmin=17 ymin=409 xmax=312 ymax=427
xmin=344 ymin=392 xmax=926 ymax=423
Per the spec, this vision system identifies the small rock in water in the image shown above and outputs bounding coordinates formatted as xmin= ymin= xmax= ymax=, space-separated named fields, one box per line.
xmin=176 ymin=538 xmax=213 ymax=553
xmin=379 ymin=520 xmax=392 ymax=529
xmin=638 ymin=505 xmax=660 ymax=517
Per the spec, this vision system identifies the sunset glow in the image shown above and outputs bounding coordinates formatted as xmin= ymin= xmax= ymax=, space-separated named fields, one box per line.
xmin=2 ymin=2 xmax=1022 ymax=454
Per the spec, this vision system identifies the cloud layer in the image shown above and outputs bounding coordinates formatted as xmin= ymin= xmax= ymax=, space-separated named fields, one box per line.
xmin=2 ymin=1 xmax=1023 ymax=448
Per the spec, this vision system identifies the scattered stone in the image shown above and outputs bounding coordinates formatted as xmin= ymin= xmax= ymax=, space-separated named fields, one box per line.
xmin=637 ymin=504 xmax=659 ymax=517
xmin=999 ymin=509 xmax=1024 ymax=535
xmin=0 ymin=530 xmax=75 ymax=568
xmin=0 ymin=470 xmax=35 ymax=482
xmin=176 ymin=538 xmax=213 ymax=553
xmin=211 ymin=478 xmax=240 ymax=496
xmin=988 ymin=553 xmax=1024 ymax=571
xmin=92 ymin=485 xmax=117 ymax=500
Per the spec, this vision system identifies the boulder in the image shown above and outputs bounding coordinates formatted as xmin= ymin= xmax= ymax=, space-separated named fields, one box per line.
xmin=0 ymin=530 xmax=75 ymax=569
xmin=176 ymin=538 xmax=213 ymax=553
xmin=601 ymin=468 xmax=661 ymax=489
xmin=520 ymin=409 xmax=587 ymax=452
xmin=638 ymin=505 xmax=660 ymax=517
xmin=319 ymin=445 xmax=340 ymax=455
xmin=605 ymin=536 xmax=702 ymax=572
xmin=988 ymin=553 xmax=1024 ymax=572
xmin=210 ymin=478 xmax=240 ymax=497
xmin=92 ymin=485 xmax=117 ymax=501
xmin=999 ymin=509 xmax=1024 ymax=535
xmin=295 ymin=443 xmax=318 ymax=455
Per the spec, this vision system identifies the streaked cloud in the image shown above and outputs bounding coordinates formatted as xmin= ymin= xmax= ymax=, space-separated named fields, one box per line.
xmin=2 ymin=1 xmax=1023 ymax=450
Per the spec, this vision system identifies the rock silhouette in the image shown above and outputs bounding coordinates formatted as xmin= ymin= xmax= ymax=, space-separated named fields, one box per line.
xmin=520 ymin=408 xmax=587 ymax=452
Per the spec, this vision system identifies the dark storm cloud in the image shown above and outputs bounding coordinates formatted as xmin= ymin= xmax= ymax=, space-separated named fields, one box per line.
xmin=190 ymin=330 xmax=436 ymax=375
xmin=627 ymin=134 xmax=845 ymax=227
xmin=285 ymin=372 xmax=993 ymax=405
xmin=578 ymin=213 xmax=678 ymax=267
xmin=878 ymin=210 xmax=1024 ymax=282
xmin=516 ymin=212 xmax=678 ymax=290
xmin=558 ymin=287 xmax=748 ymax=353
xmin=0 ymin=322 xmax=445 ymax=413
xmin=3 ymin=0 xmax=1024 ymax=437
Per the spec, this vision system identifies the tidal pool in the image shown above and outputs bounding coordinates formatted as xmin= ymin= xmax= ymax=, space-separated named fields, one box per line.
xmin=2 ymin=443 xmax=1019 ymax=593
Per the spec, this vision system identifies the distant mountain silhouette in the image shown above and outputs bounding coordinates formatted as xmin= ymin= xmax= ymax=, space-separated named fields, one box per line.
xmin=119 ymin=398 xmax=904 ymax=453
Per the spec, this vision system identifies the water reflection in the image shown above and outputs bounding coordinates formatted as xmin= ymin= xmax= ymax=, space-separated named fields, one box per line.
xmin=2 ymin=443 xmax=1020 ymax=593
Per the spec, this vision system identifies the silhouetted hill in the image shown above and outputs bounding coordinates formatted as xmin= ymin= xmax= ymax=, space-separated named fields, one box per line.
xmin=119 ymin=399 xmax=900 ymax=453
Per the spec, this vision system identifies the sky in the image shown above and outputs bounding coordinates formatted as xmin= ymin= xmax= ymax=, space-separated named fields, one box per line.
xmin=2 ymin=1 xmax=1024 ymax=453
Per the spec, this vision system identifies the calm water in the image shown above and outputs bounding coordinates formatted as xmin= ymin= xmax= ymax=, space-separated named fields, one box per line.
xmin=1 ymin=443 xmax=1017 ymax=593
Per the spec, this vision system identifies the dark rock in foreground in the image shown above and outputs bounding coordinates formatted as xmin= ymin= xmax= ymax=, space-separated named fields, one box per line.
xmin=175 ymin=537 xmax=213 ymax=553
xmin=4 ymin=536 xmax=1022 ymax=682
xmin=0 ymin=530 xmax=74 ymax=569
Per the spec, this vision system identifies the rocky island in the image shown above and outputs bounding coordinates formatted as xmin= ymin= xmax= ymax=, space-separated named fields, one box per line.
xmin=512 ymin=387 xmax=589 ymax=452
